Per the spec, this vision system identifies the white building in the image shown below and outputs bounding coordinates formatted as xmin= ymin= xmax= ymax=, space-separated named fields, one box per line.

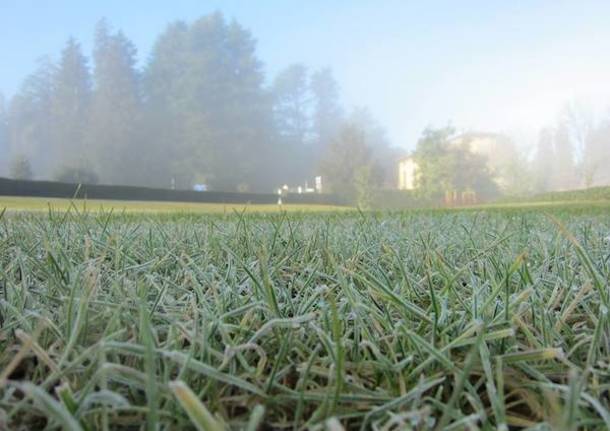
xmin=398 ymin=132 xmax=512 ymax=191
xmin=398 ymin=156 xmax=419 ymax=190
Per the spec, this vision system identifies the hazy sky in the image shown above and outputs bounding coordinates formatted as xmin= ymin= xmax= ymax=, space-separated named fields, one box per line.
xmin=2 ymin=0 xmax=610 ymax=151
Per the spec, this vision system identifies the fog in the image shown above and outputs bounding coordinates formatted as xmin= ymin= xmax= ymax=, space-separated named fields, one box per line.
xmin=1 ymin=3 xmax=610 ymax=200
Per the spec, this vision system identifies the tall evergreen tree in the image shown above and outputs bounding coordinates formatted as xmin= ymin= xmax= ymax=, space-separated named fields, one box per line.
xmin=272 ymin=64 xmax=310 ymax=144
xmin=319 ymin=122 xmax=373 ymax=198
xmin=347 ymin=107 xmax=397 ymax=187
xmin=89 ymin=20 xmax=141 ymax=184
xmin=144 ymin=13 xmax=275 ymax=191
xmin=310 ymin=68 xmax=342 ymax=155
xmin=272 ymin=64 xmax=311 ymax=183
xmin=5 ymin=15 xmax=377 ymax=191
xmin=50 ymin=38 xmax=92 ymax=174
xmin=7 ymin=57 xmax=56 ymax=177
xmin=141 ymin=21 xmax=189 ymax=188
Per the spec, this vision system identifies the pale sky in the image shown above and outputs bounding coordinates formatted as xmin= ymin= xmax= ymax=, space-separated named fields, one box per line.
xmin=2 ymin=0 xmax=610 ymax=150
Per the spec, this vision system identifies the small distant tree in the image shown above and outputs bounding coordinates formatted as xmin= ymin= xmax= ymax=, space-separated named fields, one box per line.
xmin=563 ymin=102 xmax=594 ymax=187
xmin=552 ymin=120 xmax=577 ymax=191
xmin=500 ymin=151 xmax=535 ymax=197
xmin=348 ymin=108 xmax=396 ymax=188
xmin=451 ymin=141 xmax=498 ymax=200
xmin=533 ymin=128 xmax=555 ymax=193
xmin=54 ymin=164 xmax=99 ymax=184
xmin=7 ymin=58 xmax=56 ymax=176
xmin=354 ymin=165 xmax=373 ymax=209
xmin=310 ymin=67 xmax=343 ymax=155
xmin=414 ymin=126 xmax=499 ymax=201
xmin=319 ymin=122 xmax=381 ymax=202
xmin=10 ymin=155 xmax=33 ymax=180
xmin=413 ymin=126 xmax=456 ymax=199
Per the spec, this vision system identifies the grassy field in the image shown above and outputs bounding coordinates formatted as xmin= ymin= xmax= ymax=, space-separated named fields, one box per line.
xmin=3 ymin=194 xmax=610 ymax=215
xmin=1 ymin=204 xmax=609 ymax=429
xmin=0 ymin=195 xmax=349 ymax=214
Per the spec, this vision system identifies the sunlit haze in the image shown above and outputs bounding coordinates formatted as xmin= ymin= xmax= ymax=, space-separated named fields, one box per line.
xmin=3 ymin=1 xmax=610 ymax=150
xmin=2 ymin=4 xmax=610 ymax=429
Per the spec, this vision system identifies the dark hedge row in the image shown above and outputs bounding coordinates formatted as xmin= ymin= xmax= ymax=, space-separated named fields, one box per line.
xmin=0 ymin=177 xmax=345 ymax=206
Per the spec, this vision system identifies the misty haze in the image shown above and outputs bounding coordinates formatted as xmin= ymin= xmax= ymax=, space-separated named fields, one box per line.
xmin=1 ymin=2 xmax=609 ymax=430
xmin=1 ymin=3 xmax=609 ymax=200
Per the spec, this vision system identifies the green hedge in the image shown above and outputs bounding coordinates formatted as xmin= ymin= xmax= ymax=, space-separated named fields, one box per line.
xmin=371 ymin=189 xmax=441 ymax=209
xmin=532 ymin=186 xmax=610 ymax=202
xmin=0 ymin=177 xmax=346 ymax=206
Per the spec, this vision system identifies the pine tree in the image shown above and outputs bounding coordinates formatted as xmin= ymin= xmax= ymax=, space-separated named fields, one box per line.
xmin=319 ymin=122 xmax=373 ymax=198
xmin=144 ymin=13 xmax=274 ymax=191
xmin=89 ymin=20 xmax=141 ymax=185
xmin=7 ymin=57 xmax=56 ymax=177
xmin=310 ymin=68 xmax=342 ymax=155
xmin=272 ymin=64 xmax=311 ymax=184
xmin=9 ymin=154 xmax=33 ymax=180
xmin=141 ymin=21 xmax=189 ymax=188
xmin=347 ymin=108 xmax=394 ymax=187
xmin=272 ymin=64 xmax=310 ymax=144
xmin=50 ymin=38 xmax=92 ymax=174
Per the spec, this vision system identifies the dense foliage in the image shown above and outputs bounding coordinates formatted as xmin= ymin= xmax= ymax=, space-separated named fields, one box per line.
xmin=522 ymin=186 xmax=610 ymax=204
xmin=8 ymin=154 xmax=33 ymax=180
xmin=533 ymin=104 xmax=610 ymax=193
xmin=2 ymin=14 xmax=400 ymax=194
xmin=1 ymin=205 xmax=609 ymax=429
xmin=414 ymin=127 xmax=499 ymax=200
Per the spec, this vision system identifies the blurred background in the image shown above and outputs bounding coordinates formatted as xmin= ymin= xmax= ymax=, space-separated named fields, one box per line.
xmin=1 ymin=0 xmax=609 ymax=205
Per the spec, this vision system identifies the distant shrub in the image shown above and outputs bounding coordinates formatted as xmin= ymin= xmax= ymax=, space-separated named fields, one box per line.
xmin=0 ymin=176 xmax=345 ymax=206
xmin=354 ymin=166 xmax=374 ymax=210
xmin=54 ymin=165 xmax=99 ymax=185
xmin=535 ymin=187 xmax=610 ymax=202
xmin=9 ymin=154 xmax=33 ymax=180
xmin=497 ymin=186 xmax=610 ymax=205
xmin=370 ymin=189 xmax=440 ymax=209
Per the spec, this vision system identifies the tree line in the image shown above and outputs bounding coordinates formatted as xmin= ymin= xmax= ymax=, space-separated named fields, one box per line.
xmin=411 ymin=127 xmax=500 ymax=202
xmin=2 ymin=13 xmax=608 ymax=201
xmin=0 ymin=13 xmax=401 ymax=194
xmin=532 ymin=103 xmax=610 ymax=193
xmin=411 ymin=101 xmax=610 ymax=202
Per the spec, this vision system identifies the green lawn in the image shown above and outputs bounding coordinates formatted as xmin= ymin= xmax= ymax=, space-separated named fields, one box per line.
xmin=463 ymin=199 xmax=610 ymax=214
xmin=0 ymin=202 xmax=609 ymax=429
xmin=3 ymin=194 xmax=609 ymax=215
xmin=0 ymin=195 xmax=350 ymax=214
